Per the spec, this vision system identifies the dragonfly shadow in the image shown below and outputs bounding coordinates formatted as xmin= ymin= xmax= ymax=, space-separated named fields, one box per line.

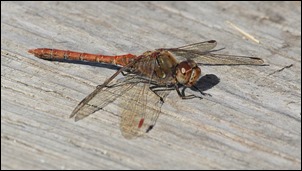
xmin=195 ymin=74 xmax=220 ymax=92
xmin=50 ymin=59 xmax=121 ymax=70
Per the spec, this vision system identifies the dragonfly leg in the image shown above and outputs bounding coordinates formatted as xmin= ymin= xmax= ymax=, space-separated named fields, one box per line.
xmin=175 ymin=84 xmax=210 ymax=100
xmin=121 ymin=71 xmax=131 ymax=76
xmin=149 ymin=85 xmax=174 ymax=103
xmin=192 ymin=85 xmax=212 ymax=97
xmin=149 ymin=86 xmax=165 ymax=103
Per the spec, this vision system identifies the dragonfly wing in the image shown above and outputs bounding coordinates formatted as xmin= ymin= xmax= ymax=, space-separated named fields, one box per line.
xmin=175 ymin=40 xmax=217 ymax=51
xmin=70 ymin=76 xmax=137 ymax=121
xmin=118 ymin=82 xmax=170 ymax=139
xmin=170 ymin=50 xmax=264 ymax=65
xmin=166 ymin=40 xmax=217 ymax=60
xmin=166 ymin=41 xmax=264 ymax=65
xmin=194 ymin=53 xmax=265 ymax=65
xmin=164 ymin=40 xmax=217 ymax=56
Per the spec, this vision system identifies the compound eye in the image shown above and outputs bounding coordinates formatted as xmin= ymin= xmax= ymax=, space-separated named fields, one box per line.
xmin=175 ymin=61 xmax=192 ymax=85
xmin=178 ymin=61 xmax=191 ymax=74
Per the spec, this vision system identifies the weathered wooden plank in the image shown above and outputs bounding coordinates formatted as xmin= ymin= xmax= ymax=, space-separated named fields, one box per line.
xmin=1 ymin=1 xmax=301 ymax=169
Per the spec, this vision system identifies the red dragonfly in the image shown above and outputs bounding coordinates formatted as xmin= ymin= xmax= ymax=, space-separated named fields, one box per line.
xmin=28 ymin=40 xmax=264 ymax=139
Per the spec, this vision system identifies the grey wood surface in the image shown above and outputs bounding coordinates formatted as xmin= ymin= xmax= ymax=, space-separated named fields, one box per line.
xmin=1 ymin=1 xmax=301 ymax=169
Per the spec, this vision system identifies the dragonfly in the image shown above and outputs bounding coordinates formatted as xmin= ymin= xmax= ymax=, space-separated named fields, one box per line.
xmin=28 ymin=40 xmax=265 ymax=139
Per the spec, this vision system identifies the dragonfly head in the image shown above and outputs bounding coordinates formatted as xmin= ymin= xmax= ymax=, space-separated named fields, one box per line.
xmin=175 ymin=60 xmax=201 ymax=87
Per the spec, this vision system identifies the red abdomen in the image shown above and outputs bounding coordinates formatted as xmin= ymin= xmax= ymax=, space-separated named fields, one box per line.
xmin=28 ymin=48 xmax=137 ymax=66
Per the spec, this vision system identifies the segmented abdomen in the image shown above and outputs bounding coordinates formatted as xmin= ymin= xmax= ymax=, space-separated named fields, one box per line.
xmin=28 ymin=48 xmax=136 ymax=66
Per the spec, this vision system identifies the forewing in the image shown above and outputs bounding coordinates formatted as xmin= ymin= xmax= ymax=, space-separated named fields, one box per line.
xmin=193 ymin=53 xmax=264 ymax=65
xmin=175 ymin=40 xmax=217 ymax=51
xmin=166 ymin=40 xmax=217 ymax=60
xmin=166 ymin=40 xmax=264 ymax=65
xmin=169 ymin=49 xmax=264 ymax=65
xmin=164 ymin=40 xmax=217 ymax=59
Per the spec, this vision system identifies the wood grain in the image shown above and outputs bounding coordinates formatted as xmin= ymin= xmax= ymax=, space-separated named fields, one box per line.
xmin=1 ymin=1 xmax=301 ymax=169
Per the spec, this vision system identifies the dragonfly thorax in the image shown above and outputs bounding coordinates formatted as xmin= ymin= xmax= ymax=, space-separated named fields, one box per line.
xmin=175 ymin=60 xmax=201 ymax=87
